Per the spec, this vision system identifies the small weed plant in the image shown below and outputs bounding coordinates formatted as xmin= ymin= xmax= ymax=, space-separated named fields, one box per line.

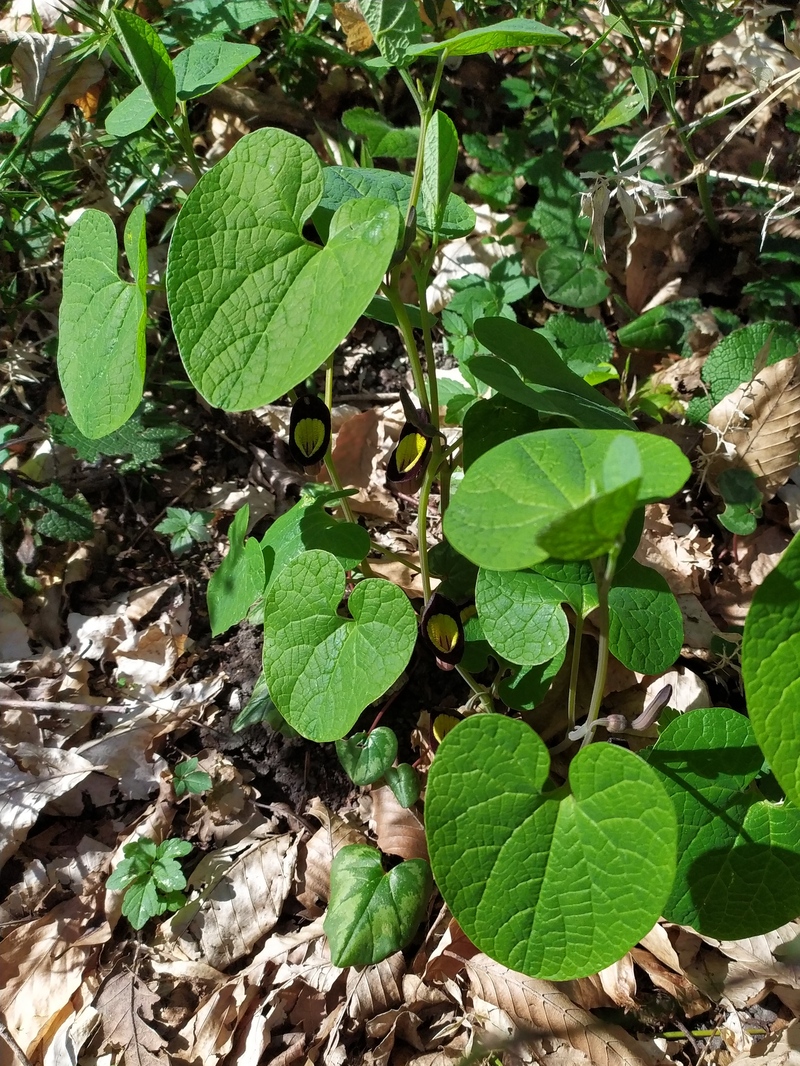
xmin=55 ymin=1 xmax=800 ymax=976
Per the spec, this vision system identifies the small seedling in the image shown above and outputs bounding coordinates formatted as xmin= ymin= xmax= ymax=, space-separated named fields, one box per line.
xmin=155 ymin=507 xmax=213 ymax=556
xmin=172 ymin=757 xmax=212 ymax=797
xmin=106 ymin=837 xmax=193 ymax=930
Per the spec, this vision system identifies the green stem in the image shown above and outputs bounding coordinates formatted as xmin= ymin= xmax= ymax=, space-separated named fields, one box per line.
xmin=412 ymin=260 xmax=441 ymax=432
xmin=567 ymin=615 xmax=584 ymax=732
xmin=322 ymin=354 xmax=356 ymax=527
xmin=383 ymin=281 xmax=431 ymax=415
xmin=369 ymin=543 xmax=422 ymax=572
xmin=455 ymin=664 xmax=495 ymax=713
xmin=415 ymin=440 xmax=441 ymax=601
xmin=580 ymin=549 xmax=619 ymax=749
xmin=169 ymin=104 xmax=203 ymax=181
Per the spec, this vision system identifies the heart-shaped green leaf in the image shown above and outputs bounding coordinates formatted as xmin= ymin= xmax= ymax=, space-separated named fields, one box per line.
xmin=426 ymin=715 xmax=676 ymax=979
xmin=647 ymin=707 xmax=800 ymax=938
xmin=476 ymin=568 xmax=571 ymax=666
xmin=743 ymin=533 xmax=800 ymax=807
xmin=324 ymin=845 xmax=432 ymax=966
xmin=314 ymin=165 xmax=475 ymax=241
xmin=444 ymin=428 xmax=690 ymax=571
xmin=262 ymin=550 xmax=417 ymax=741
xmin=406 ymin=18 xmax=567 ymax=57
xmin=359 ymin=0 xmax=421 ymax=63
xmin=608 ymin=559 xmax=683 ymax=674
xmin=384 ymin=763 xmax=421 ymax=807
xmin=336 ymin=727 xmax=398 ymax=785
xmin=58 ymin=206 xmax=147 ymax=438
xmin=166 ymin=128 xmax=399 ymax=410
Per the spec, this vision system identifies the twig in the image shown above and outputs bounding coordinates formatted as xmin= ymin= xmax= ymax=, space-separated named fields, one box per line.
xmin=0 ymin=697 xmax=129 ymax=714
xmin=332 ymin=391 xmax=401 ymax=405
xmin=0 ymin=1014 xmax=34 ymax=1066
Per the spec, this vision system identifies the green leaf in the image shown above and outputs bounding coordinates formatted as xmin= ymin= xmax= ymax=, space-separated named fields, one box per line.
xmin=743 ymin=533 xmax=800 ymax=808
xmin=524 ymin=148 xmax=589 ymax=248
xmin=608 ymin=559 xmax=683 ymax=674
xmin=540 ymin=313 xmax=614 ymax=379
xmin=537 ymin=246 xmax=610 ymax=308
xmin=426 ymin=715 xmax=676 ymax=980
xmin=406 ymin=18 xmax=567 ymax=57
xmin=359 ymin=0 xmax=421 ymax=63
xmin=157 ymin=838 xmax=194 ymax=861
xmin=679 ymin=0 xmax=742 ymax=50
xmin=444 ymin=428 xmax=690 ymax=571
xmin=384 ymin=763 xmax=420 ymax=807
xmin=476 ymin=568 xmax=570 ymax=666
xmin=207 ymin=505 xmax=265 ymax=636
xmin=58 ymin=207 xmax=147 ymax=438
xmin=232 ymin=671 xmax=281 ymax=732
xmin=106 ymin=83 xmax=157 ymax=137
xmin=174 ymin=40 xmax=259 ymax=99
xmin=428 ymin=539 xmax=479 ymax=601
xmin=156 ymin=507 xmax=213 ymax=555
xmin=499 ymin=651 xmax=566 ymax=711
xmin=121 ymin=876 xmax=161 ymax=929
xmin=647 ymin=707 xmax=800 ymax=938
xmin=631 ymin=58 xmax=657 ymax=110
xmin=173 ymin=757 xmax=212 ymax=797
xmin=342 ymin=107 xmax=419 ymax=159
xmin=34 ymin=484 xmax=94 ymax=541
xmin=697 ymin=321 xmax=800 ymax=412
xmin=151 ymin=857 xmax=188 ymax=893
xmin=588 ymin=93 xmax=644 ymax=135
xmin=617 ymin=305 xmax=687 ymax=351
xmin=166 ymin=128 xmax=400 ymax=410
xmin=472 ymin=318 xmax=631 ymax=431
xmin=262 ymin=550 xmax=417 ymax=741
xmin=336 ymin=727 xmax=398 ymax=785
xmin=718 ymin=467 xmax=762 ymax=535
xmin=461 ymin=395 xmax=542 ymax=470
xmin=324 ymin=845 xmax=432 ymax=966
xmin=314 ymin=165 xmax=475 ymax=242
xmin=48 ymin=408 xmax=190 ymax=470
xmin=113 ymin=9 xmax=176 ymax=120
xmin=422 ymin=109 xmax=459 ymax=241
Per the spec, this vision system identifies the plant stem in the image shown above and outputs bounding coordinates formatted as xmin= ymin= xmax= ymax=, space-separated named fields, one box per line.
xmin=322 ymin=353 xmax=356 ymax=526
xmin=415 ymin=441 xmax=441 ymax=601
xmin=580 ymin=548 xmax=619 ymax=749
xmin=455 ymin=664 xmax=495 ymax=713
xmin=368 ymin=542 xmax=422 ymax=572
xmin=383 ymin=280 xmax=431 ymax=415
xmin=413 ymin=258 xmax=441 ymax=432
xmin=170 ymin=104 xmax=203 ymax=181
xmin=566 ymin=615 xmax=584 ymax=732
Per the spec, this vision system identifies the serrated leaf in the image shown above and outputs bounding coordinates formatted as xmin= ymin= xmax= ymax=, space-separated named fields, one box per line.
xmin=314 ymin=165 xmax=475 ymax=241
xmin=324 ymin=844 xmax=431 ymax=966
xmin=444 ymin=428 xmax=690 ymax=571
xmin=58 ymin=206 xmax=147 ymax=438
xmin=173 ymin=758 xmax=212 ymax=796
xmin=647 ymin=706 xmax=800 ymax=938
xmin=697 ymin=321 xmax=800 ymax=411
xmin=151 ymin=857 xmax=187 ymax=893
xmin=174 ymin=39 xmax=259 ymax=100
xmin=426 ymin=715 xmax=677 ymax=980
xmin=113 ymin=9 xmax=175 ymax=119
xmin=121 ymin=876 xmax=160 ymax=929
xmin=34 ymin=484 xmax=93 ymax=541
xmin=406 ymin=18 xmax=567 ymax=57
xmin=166 ymin=128 xmax=399 ymax=410
xmin=157 ymin=838 xmax=193 ymax=860
xmin=537 ymin=246 xmax=610 ymax=308
xmin=342 ymin=106 xmax=419 ymax=158
xmin=608 ymin=559 xmax=683 ymax=674
xmin=262 ymin=550 xmax=417 ymax=741
xmin=336 ymin=726 xmax=398 ymax=785
xmin=48 ymin=408 xmax=190 ymax=468
xmin=541 ymin=313 xmax=614 ymax=378
xmin=743 ymin=533 xmax=800 ymax=808
xmin=106 ymin=82 xmax=157 ymax=137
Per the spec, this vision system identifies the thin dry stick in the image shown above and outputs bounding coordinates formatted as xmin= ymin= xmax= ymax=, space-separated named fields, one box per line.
xmin=0 ymin=1014 xmax=34 ymax=1066
xmin=0 ymin=697 xmax=131 ymax=714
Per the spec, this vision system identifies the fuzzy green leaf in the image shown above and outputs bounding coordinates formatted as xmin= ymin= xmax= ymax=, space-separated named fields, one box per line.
xmin=426 ymin=715 xmax=676 ymax=979
xmin=359 ymin=0 xmax=422 ymax=63
xmin=422 ymin=109 xmax=459 ymax=240
xmin=743 ymin=533 xmax=800 ymax=808
xmin=166 ymin=128 xmax=399 ymax=410
xmin=647 ymin=707 xmax=800 ymax=938
xmin=384 ymin=763 xmax=420 ymax=807
xmin=58 ymin=206 xmax=147 ymax=438
xmin=262 ymin=550 xmax=417 ymax=741
xmin=324 ymin=845 xmax=432 ymax=966
xmin=476 ymin=568 xmax=570 ymax=666
xmin=207 ymin=505 xmax=265 ymax=636
xmin=121 ymin=877 xmax=161 ymax=929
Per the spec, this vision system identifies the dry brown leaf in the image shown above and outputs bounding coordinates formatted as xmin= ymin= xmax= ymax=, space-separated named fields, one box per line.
xmin=346 ymin=952 xmax=405 ymax=1023
xmin=331 ymin=407 xmax=380 ymax=489
xmin=295 ymin=798 xmax=367 ymax=911
xmin=42 ymin=1005 xmax=100 ymax=1066
xmin=702 ymin=356 xmax=800 ymax=498
xmin=463 ymin=953 xmax=652 ymax=1066
xmin=560 ymin=956 xmax=637 ymax=1011
xmin=367 ymin=557 xmax=428 ymax=597
xmin=0 ymin=894 xmax=109 ymax=1060
xmin=172 ymin=832 xmax=299 ymax=969
xmin=0 ymin=743 xmax=95 ymax=865
xmin=371 ymin=783 xmax=428 ymax=861
xmin=334 ymin=1 xmax=374 ymax=51
xmin=709 ymin=525 xmax=791 ymax=628
xmin=94 ymin=969 xmax=167 ymax=1066
xmin=630 ymin=947 xmax=711 ymax=1017
xmin=635 ymin=503 xmax=714 ymax=597
xmin=9 ymin=32 xmax=104 ymax=139
xmin=728 ymin=1020 xmax=800 ymax=1066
